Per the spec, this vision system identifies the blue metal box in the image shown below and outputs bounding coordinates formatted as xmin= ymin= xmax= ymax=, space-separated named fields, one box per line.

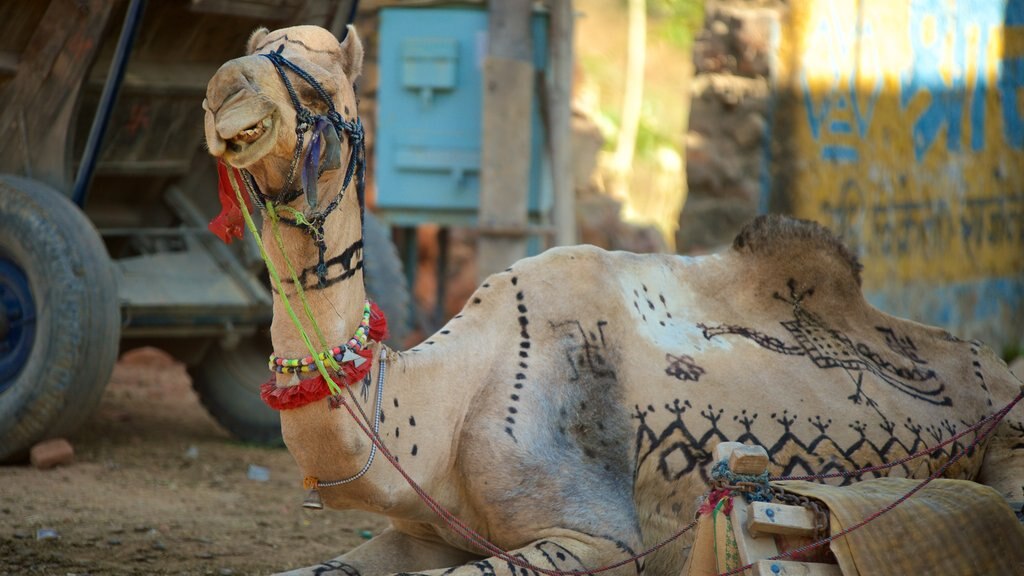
xmin=375 ymin=7 xmax=552 ymax=226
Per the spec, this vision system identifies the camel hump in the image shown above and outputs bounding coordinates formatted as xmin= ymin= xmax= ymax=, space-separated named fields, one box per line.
xmin=732 ymin=214 xmax=864 ymax=287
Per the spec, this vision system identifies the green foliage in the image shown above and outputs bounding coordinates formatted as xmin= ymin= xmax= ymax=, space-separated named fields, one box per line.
xmin=1003 ymin=344 xmax=1022 ymax=364
xmin=648 ymin=0 xmax=705 ymax=50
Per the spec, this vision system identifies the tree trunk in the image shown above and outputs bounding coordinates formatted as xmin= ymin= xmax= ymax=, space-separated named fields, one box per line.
xmin=608 ymin=0 xmax=646 ymax=202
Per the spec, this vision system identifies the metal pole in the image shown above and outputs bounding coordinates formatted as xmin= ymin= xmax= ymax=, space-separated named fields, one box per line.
xmin=549 ymin=0 xmax=576 ymax=246
xmin=71 ymin=0 xmax=146 ymax=207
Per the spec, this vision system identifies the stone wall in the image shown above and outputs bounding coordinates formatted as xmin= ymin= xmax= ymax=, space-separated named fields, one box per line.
xmin=683 ymin=0 xmax=1024 ymax=349
xmin=678 ymin=0 xmax=785 ymax=253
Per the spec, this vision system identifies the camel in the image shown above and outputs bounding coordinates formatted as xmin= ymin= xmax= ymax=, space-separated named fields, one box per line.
xmin=202 ymin=25 xmax=1024 ymax=576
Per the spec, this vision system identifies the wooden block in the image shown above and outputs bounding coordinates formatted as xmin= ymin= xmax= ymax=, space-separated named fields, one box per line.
xmin=752 ymin=559 xmax=842 ymax=575
xmin=748 ymin=502 xmax=819 ymax=537
xmin=731 ymin=502 xmax=779 ymax=567
xmin=30 ymin=438 xmax=74 ymax=469
xmin=714 ymin=441 xmax=745 ymax=464
xmin=728 ymin=444 xmax=770 ymax=475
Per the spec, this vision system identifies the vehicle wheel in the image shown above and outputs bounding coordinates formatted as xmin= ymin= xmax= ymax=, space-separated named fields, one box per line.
xmin=189 ymin=332 xmax=282 ymax=446
xmin=190 ymin=211 xmax=411 ymax=445
xmin=363 ymin=211 xmax=411 ymax=345
xmin=0 ymin=176 xmax=121 ymax=462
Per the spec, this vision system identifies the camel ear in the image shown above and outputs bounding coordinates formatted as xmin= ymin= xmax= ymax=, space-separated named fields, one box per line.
xmin=246 ymin=27 xmax=270 ymax=55
xmin=339 ymin=25 xmax=363 ymax=82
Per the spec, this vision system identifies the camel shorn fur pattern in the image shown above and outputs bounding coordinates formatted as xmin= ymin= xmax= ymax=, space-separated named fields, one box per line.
xmin=203 ymin=26 xmax=1024 ymax=576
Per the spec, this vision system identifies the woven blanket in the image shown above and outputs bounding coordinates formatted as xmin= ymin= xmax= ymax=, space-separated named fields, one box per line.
xmin=777 ymin=478 xmax=1024 ymax=576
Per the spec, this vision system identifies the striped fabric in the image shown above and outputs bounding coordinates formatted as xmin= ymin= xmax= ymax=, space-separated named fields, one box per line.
xmin=776 ymin=478 xmax=1024 ymax=575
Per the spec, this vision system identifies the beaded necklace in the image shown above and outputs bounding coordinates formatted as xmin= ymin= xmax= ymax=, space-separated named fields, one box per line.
xmin=260 ymin=299 xmax=388 ymax=411
xmin=269 ymin=300 xmax=372 ymax=374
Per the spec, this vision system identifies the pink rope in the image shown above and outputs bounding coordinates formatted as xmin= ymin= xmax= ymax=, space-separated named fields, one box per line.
xmin=335 ymin=395 xmax=698 ymax=575
xmin=772 ymin=397 xmax=1018 ymax=482
xmin=333 ymin=388 xmax=1022 ymax=576
xmin=717 ymin=390 xmax=1023 ymax=576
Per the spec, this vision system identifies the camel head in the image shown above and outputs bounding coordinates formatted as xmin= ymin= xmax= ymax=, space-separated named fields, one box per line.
xmin=203 ymin=25 xmax=364 ymax=195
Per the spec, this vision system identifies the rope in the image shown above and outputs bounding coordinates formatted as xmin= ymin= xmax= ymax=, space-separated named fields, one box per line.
xmin=263 ymin=197 xmax=331 ymax=354
xmin=238 ymin=34 xmax=1024 ymax=576
xmin=333 ymin=393 xmax=698 ymax=575
xmin=772 ymin=393 xmax=1021 ymax=482
xmin=333 ymin=386 xmax=1022 ymax=576
xmin=710 ymin=461 xmax=773 ymax=503
xmin=318 ymin=348 xmax=387 ymax=487
xmin=227 ymin=166 xmax=341 ymax=394
xmin=716 ymin=389 xmax=1023 ymax=576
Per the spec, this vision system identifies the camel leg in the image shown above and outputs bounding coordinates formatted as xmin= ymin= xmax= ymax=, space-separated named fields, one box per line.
xmin=386 ymin=531 xmax=643 ymax=576
xmin=274 ymin=526 xmax=483 ymax=576
xmin=977 ymin=420 xmax=1024 ymax=503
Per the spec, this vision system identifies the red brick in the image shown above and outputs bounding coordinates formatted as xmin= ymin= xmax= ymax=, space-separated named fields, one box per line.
xmin=30 ymin=438 xmax=74 ymax=469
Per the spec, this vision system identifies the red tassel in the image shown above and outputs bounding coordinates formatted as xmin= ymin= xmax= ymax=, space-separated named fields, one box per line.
xmin=368 ymin=300 xmax=389 ymax=342
xmin=209 ymin=162 xmax=253 ymax=244
xmin=260 ymin=375 xmax=331 ymax=410
xmin=698 ymin=489 xmax=734 ymax=517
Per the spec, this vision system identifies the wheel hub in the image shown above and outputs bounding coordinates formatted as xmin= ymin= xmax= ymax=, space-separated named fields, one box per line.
xmin=0 ymin=256 xmax=36 ymax=391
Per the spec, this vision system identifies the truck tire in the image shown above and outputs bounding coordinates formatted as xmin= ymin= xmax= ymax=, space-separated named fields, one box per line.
xmin=0 ymin=176 xmax=120 ymax=462
xmin=363 ymin=211 xmax=410 ymax=345
xmin=191 ymin=210 xmax=410 ymax=445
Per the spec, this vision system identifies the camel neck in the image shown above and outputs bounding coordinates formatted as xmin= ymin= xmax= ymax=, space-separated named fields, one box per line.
xmin=257 ymin=175 xmax=367 ymax=363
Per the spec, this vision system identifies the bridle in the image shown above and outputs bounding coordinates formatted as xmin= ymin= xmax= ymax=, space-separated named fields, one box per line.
xmin=232 ymin=42 xmax=387 ymax=501
xmin=239 ymin=44 xmax=368 ymax=288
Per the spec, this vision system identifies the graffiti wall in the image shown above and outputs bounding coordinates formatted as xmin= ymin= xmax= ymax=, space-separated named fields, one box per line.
xmin=773 ymin=0 xmax=1024 ymax=350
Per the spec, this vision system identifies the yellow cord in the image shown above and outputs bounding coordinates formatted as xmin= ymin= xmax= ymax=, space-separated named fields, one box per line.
xmin=266 ymin=202 xmax=327 ymax=346
xmin=227 ymin=170 xmax=343 ymax=395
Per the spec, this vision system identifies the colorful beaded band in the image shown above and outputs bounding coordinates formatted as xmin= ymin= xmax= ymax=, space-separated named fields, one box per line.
xmin=268 ymin=300 xmax=372 ymax=374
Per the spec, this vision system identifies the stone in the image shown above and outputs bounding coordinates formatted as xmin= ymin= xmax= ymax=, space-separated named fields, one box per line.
xmin=677 ymin=196 xmax=758 ymax=254
xmin=732 ymin=112 xmax=767 ymax=149
xmin=30 ymin=438 xmax=74 ymax=469
xmin=734 ymin=10 xmax=778 ymax=78
xmin=35 ymin=528 xmax=59 ymax=540
xmin=118 ymin=346 xmax=178 ymax=367
xmin=246 ymin=464 xmax=270 ymax=482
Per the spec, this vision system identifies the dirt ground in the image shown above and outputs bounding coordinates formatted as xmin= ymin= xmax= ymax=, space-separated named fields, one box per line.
xmin=0 ymin=348 xmax=388 ymax=576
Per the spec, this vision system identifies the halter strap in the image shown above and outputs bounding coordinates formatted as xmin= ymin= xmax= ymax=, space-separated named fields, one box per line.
xmin=248 ymin=45 xmax=369 ymax=287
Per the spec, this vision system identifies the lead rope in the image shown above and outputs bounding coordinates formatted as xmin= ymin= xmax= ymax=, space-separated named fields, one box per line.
xmin=226 ymin=163 xmax=342 ymax=392
xmin=302 ymin=347 xmax=388 ymax=509
xmin=239 ymin=170 xmax=334 ymax=362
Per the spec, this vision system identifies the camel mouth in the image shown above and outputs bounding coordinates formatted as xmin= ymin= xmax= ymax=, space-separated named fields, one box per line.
xmin=228 ymin=116 xmax=273 ymax=149
xmin=221 ymin=110 xmax=279 ymax=168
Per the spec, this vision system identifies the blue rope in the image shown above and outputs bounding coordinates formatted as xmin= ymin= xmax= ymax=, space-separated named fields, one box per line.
xmin=256 ymin=47 xmax=370 ymax=287
xmin=711 ymin=460 xmax=773 ymax=503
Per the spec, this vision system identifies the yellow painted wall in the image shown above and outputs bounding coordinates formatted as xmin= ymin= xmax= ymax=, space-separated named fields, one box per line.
xmin=772 ymin=0 xmax=1024 ymax=347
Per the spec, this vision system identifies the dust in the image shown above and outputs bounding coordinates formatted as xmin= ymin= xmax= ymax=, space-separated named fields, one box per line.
xmin=0 ymin=349 xmax=386 ymax=575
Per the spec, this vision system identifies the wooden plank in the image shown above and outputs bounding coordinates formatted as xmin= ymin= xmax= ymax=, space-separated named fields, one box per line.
xmin=752 ymin=559 xmax=842 ymax=576
xmin=88 ymin=61 xmax=220 ymax=95
xmin=729 ymin=444 xmax=770 ymax=475
xmin=0 ymin=50 xmax=18 ymax=75
xmin=548 ymin=0 xmax=576 ymax=246
xmin=731 ymin=502 xmax=779 ymax=568
xmin=94 ymin=159 xmax=193 ymax=176
xmin=714 ymin=441 xmax=745 ymax=464
xmin=188 ymin=0 xmax=303 ymax=21
xmin=748 ymin=502 xmax=819 ymax=537
xmin=713 ymin=442 xmax=770 ymax=474
xmin=478 ymin=0 xmax=534 ymax=281
xmin=0 ymin=0 xmax=114 ymax=191
xmin=681 ymin=514 xmax=718 ymax=576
